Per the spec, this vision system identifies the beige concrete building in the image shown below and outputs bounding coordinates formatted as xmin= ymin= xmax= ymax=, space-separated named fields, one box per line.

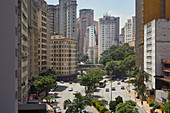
xmin=50 ymin=35 xmax=78 ymax=81
xmin=28 ymin=0 xmax=39 ymax=79
xmin=36 ymin=0 xmax=50 ymax=72
xmin=18 ymin=0 xmax=30 ymax=104
xmin=48 ymin=5 xmax=59 ymax=35
xmin=0 ymin=0 xmax=18 ymax=112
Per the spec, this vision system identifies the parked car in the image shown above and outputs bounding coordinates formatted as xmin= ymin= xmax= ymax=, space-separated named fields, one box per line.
xmin=112 ymin=87 xmax=116 ymax=91
xmin=117 ymin=82 xmax=121 ymax=85
xmin=50 ymin=88 xmax=54 ymax=92
xmin=69 ymin=88 xmax=73 ymax=91
xmin=55 ymin=107 xmax=61 ymax=113
xmin=73 ymin=91 xmax=78 ymax=95
xmin=106 ymin=88 xmax=109 ymax=92
xmin=121 ymin=86 xmax=125 ymax=90
xmin=60 ymin=81 xmax=64 ymax=84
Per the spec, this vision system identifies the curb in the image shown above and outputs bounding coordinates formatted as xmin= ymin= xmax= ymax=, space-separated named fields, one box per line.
xmin=125 ymin=86 xmax=150 ymax=113
xmin=91 ymin=106 xmax=99 ymax=113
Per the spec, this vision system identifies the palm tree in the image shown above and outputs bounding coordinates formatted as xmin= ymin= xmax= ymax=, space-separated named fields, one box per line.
xmin=64 ymin=93 xmax=91 ymax=113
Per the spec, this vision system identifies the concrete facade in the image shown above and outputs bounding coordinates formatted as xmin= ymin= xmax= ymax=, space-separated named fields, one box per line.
xmin=78 ymin=9 xmax=94 ymax=53
xmin=48 ymin=5 xmax=59 ymax=35
xmin=124 ymin=16 xmax=135 ymax=43
xmin=36 ymin=0 xmax=49 ymax=73
xmin=0 ymin=0 xmax=18 ymax=112
xmin=119 ymin=27 xmax=125 ymax=46
xmin=50 ymin=35 xmax=78 ymax=81
xmin=144 ymin=19 xmax=170 ymax=89
xmin=98 ymin=15 xmax=119 ymax=59
xmin=28 ymin=0 xmax=39 ymax=79
xmin=135 ymin=0 xmax=170 ymax=69
xmin=59 ymin=0 xmax=77 ymax=40
xmin=18 ymin=0 xmax=30 ymax=104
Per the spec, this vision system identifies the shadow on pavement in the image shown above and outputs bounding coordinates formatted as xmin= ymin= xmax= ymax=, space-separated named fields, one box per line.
xmin=94 ymin=89 xmax=101 ymax=92
xmin=54 ymin=85 xmax=68 ymax=92
xmin=93 ymin=95 xmax=102 ymax=98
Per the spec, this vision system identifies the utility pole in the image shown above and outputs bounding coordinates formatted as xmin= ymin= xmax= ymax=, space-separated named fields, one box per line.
xmin=111 ymin=80 xmax=112 ymax=101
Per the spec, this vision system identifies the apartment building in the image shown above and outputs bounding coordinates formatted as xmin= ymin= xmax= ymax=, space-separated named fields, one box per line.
xmin=135 ymin=0 xmax=170 ymax=69
xmin=0 ymin=0 xmax=18 ymax=112
xmin=98 ymin=15 xmax=119 ymax=59
xmin=18 ymin=0 xmax=30 ymax=104
xmin=50 ymin=35 xmax=78 ymax=81
xmin=48 ymin=5 xmax=59 ymax=35
xmin=78 ymin=9 xmax=94 ymax=53
xmin=28 ymin=0 xmax=39 ymax=79
xmin=144 ymin=19 xmax=170 ymax=90
xmin=59 ymin=0 xmax=77 ymax=39
xmin=36 ymin=0 xmax=50 ymax=72
xmin=119 ymin=27 xmax=125 ymax=46
xmin=124 ymin=16 xmax=135 ymax=46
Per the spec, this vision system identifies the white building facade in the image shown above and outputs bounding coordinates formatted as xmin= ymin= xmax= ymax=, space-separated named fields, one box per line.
xmin=124 ymin=16 xmax=135 ymax=43
xmin=144 ymin=19 xmax=170 ymax=89
xmin=98 ymin=16 xmax=119 ymax=59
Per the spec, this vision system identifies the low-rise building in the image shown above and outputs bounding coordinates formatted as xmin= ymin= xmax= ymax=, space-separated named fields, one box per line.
xmin=50 ymin=35 xmax=78 ymax=81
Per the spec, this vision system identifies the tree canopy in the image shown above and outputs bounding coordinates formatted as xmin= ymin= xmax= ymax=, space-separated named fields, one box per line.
xmin=78 ymin=52 xmax=89 ymax=63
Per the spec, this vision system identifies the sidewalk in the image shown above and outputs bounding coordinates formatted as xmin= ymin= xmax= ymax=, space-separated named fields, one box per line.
xmin=126 ymin=85 xmax=162 ymax=113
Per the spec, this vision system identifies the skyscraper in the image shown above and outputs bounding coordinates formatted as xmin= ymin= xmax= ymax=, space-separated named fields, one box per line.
xmin=48 ymin=5 xmax=59 ymax=35
xmin=78 ymin=9 xmax=94 ymax=53
xmin=135 ymin=0 xmax=170 ymax=69
xmin=59 ymin=0 xmax=77 ymax=39
xmin=36 ymin=0 xmax=50 ymax=72
xmin=0 ymin=0 xmax=18 ymax=112
xmin=98 ymin=15 xmax=119 ymax=60
xmin=124 ymin=16 xmax=135 ymax=44
xmin=18 ymin=0 xmax=30 ymax=104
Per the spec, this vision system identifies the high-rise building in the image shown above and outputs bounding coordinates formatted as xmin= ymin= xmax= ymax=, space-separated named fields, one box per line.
xmin=36 ymin=0 xmax=50 ymax=73
xmin=78 ymin=9 xmax=94 ymax=53
xmin=135 ymin=0 xmax=170 ymax=69
xmin=50 ymin=35 xmax=78 ymax=81
xmin=144 ymin=19 xmax=170 ymax=90
xmin=0 ymin=0 xmax=18 ymax=112
xmin=48 ymin=5 xmax=59 ymax=35
xmin=18 ymin=0 xmax=30 ymax=104
xmin=119 ymin=27 xmax=125 ymax=46
xmin=28 ymin=0 xmax=39 ymax=79
xmin=98 ymin=15 xmax=119 ymax=59
xmin=124 ymin=16 xmax=135 ymax=44
xmin=59 ymin=0 xmax=77 ymax=39
xmin=85 ymin=26 xmax=98 ymax=63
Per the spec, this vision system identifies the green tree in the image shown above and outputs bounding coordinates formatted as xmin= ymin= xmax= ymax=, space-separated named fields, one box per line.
xmin=98 ymin=99 xmax=108 ymax=107
xmin=115 ymin=100 xmax=139 ymax=113
xmin=115 ymin=96 xmax=123 ymax=104
xmin=105 ymin=61 xmax=121 ymax=78
xmin=64 ymin=93 xmax=91 ymax=113
xmin=109 ymin=101 xmax=117 ymax=112
xmin=78 ymin=52 xmax=89 ymax=63
xmin=162 ymin=92 xmax=170 ymax=113
xmin=34 ymin=75 xmax=56 ymax=96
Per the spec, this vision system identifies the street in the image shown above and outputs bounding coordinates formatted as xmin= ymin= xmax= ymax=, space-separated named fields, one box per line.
xmin=51 ymin=80 xmax=146 ymax=113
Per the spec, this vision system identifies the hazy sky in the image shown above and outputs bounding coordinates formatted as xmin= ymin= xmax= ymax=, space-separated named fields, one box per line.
xmin=45 ymin=0 xmax=135 ymax=28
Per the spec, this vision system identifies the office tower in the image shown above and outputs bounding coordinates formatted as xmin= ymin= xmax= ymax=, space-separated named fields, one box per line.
xmin=0 ymin=0 xmax=18 ymax=112
xmin=135 ymin=0 xmax=170 ymax=69
xmin=78 ymin=9 xmax=94 ymax=53
xmin=124 ymin=16 xmax=135 ymax=44
xmin=18 ymin=0 xmax=30 ymax=104
xmin=28 ymin=0 xmax=39 ymax=79
xmin=36 ymin=0 xmax=49 ymax=72
xmin=50 ymin=35 xmax=78 ymax=81
xmin=98 ymin=15 xmax=119 ymax=59
xmin=48 ymin=5 xmax=59 ymax=35
xmin=59 ymin=0 xmax=77 ymax=39
xmin=119 ymin=27 xmax=125 ymax=46
xmin=85 ymin=26 xmax=98 ymax=63
xmin=144 ymin=19 xmax=170 ymax=89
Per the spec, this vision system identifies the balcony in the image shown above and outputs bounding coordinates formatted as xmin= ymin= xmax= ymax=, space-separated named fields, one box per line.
xmin=162 ymin=59 xmax=170 ymax=64
xmin=22 ymin=40 xmax=28 ymax=47
xmin=22 ymin=70 xmax=28 ymax=78
xmin=162 ymin=67 xmax=170 ymax=73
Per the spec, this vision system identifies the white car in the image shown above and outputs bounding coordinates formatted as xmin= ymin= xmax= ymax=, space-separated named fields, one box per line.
xmin=73 ymin=91 xmax=78 ymax=95
xmin=69 ymin=88 xmax=73 ymax=91
xmin=55 ymin=107 xmax=61 ymax=113
xmin=50 ymin=88 xmax=54 ymax=92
